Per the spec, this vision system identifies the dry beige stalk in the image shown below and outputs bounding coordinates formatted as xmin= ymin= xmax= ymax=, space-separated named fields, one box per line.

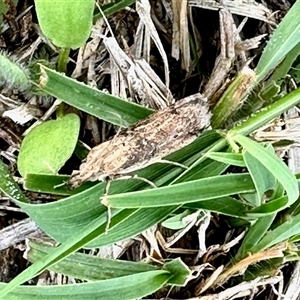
xmin=171 ymin=0 xmax=190 ymax=71
xmin=199 ymin=276 xmax=282 ymax=299
xmin=69 ymin=93 xmax=210 ymax=187
xmin=189 ymin=0 xmax=274 ymax=23
xmin=213 ymin=242 xmax=287 ymax=288
xmin=204 ymin=8 xmax=235 ymax=100
xmin=136 ymin=0 xmax=170 ymax=88
xmin=103 ymin=36 xmax=173 ymax=109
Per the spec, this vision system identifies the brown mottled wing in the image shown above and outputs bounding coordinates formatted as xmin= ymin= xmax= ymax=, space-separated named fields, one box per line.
xmin=70 ymin=93 xmax=211 ymax=187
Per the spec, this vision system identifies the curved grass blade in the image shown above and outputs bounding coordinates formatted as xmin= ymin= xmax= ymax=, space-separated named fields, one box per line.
xmin=103 ymin=173 xmax=255 ymax=208
xmin=24 ymin=173 xmax=95 ymax=196
xmin=38 ymin=65 xmax=153 ymax=127
xmin=256 ymin=0 xmax=300 ymax=81
xmin=251 ymin=213 xmax=300 ymax=253
xmin=233 ymin=135 xmax=299 ymax=207
xmin=0 ymin=271 xmax=170 ymax=300
xmin=94 ymin=0 xmax=136 ymax=22
xmin=27 ymin=240 xmax=159 ymax=281
xmin=243 ymin=145 xmax=277 ymax=206
xmin=229 ymin=86 xmax=300 ymax=136
xmin=184 ymin=196 xmax=247 ymax=217
xmin=204 ymin=152 xmax=245 ymax=167
xmin=0 ymin=205 xmax=178 ymax=298
xmin=246 ymin=196 xmax=288 ymax=217
xmin=235 ymin=213 xmax=277 ymax=261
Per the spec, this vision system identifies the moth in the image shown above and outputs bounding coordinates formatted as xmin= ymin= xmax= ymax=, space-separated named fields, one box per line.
xmin=69 ymin=93 xmax=211 ymax=188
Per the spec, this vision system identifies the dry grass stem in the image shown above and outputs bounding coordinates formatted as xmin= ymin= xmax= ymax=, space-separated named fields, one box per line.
xmin=189 ymin=0 xmax=274 ymax=23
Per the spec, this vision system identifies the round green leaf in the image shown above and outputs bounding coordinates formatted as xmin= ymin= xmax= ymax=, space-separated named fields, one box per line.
xmin=34 ymin=0 xmax=95 ymax=49
xmin=18 ymin=114 xmax=80 ymax=177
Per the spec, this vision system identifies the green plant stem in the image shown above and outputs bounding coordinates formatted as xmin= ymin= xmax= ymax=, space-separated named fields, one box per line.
xmin=57 ymin=48 xmax=70 ymax=73
xmin=56 ymin=48 xmax=70 ymax=118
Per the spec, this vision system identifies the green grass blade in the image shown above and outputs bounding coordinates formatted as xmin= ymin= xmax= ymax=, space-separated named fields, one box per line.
xmin=246 ymin=196 xmax=289 ymax=217
xmin=205 ymin=152 xmax=246 ymax=167
xmin=235 ymin=213 xmax=277 ymax=261
xmin=243 ymin=145 xmax=277 ymax=206
xmin=230 ymin=86 xmax=300 ymax=136
xmin=0 ymin=205 xmax=183 ymax=298
xmin=0 ymin=271 xmax=170 ymax=300
xmin=262 ymin=41 xmax=300 ymax=98
xmin=24 ymin=173 xmax=95 ymax=196
xmin=185 ymin=196 xmax=247 ymax=217
xmin=256 ymin=0 xmax=300 ymax=81
xmin=103 ymin=173 xmax=255 ymax=208
xmin=251 ymin=213 xmax=300 ymax=253
xmin=94 ymin=0 xmax=136 ymax=22
xmin=38 ymin=65 xmax=153 ymax=127
xmin=27 ymin=240 xmax=158 ymax=281
xmin=233 ymin=135 xmax=299 ymax=207
xmin=0 ymin=211 xmax=123 ymax=297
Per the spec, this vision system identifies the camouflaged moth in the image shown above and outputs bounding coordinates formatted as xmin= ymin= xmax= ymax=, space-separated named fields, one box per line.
xmin=69 ymin=93 xmax=211 ymax=188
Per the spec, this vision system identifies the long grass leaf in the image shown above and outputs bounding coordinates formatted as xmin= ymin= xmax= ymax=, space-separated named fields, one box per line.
xmin=38 ymin=65 xmax=152 ymax=127
xmin=103 ymin=173 xmax=255 ymax=208
xmin=256 ymin=0 xmax=300 ymax=81
xmin=233 ymin=135 xmax=299 ymax=206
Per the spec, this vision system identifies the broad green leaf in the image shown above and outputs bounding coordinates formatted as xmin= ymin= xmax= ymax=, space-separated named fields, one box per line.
xmin=256 ymin=0 xmax=300 ymax=81
xmin=205 ymin=152 xmax=245 ymax=167
xmin=34 ymin=0 xmax=94 ymax=49
xmin=0 ymin=271 xmax=170 ymax=300
xmin=17 ymin=114 xmax=80 ymax=177
xmin=233 ymin=135 xmax=298 ymax=206
xmin=38 ymin=65 xmax=153 ymax=127
xmin=103 ymin=173 xmax=255 ymax=208
xmin=243 ymin=144 xmax=277 ymax=206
